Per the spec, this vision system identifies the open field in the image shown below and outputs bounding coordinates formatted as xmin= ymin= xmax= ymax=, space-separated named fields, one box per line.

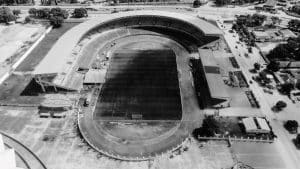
xmin=0 ymin=105 xmax=234 ymax=169
xmin=232 ymin=142 xmax=286 ymax=169
xmin=96 ymin=45 xmax=182 ymax=120
xmin=0 ymin=23 xmax=45 ymax=64
xmin=15 ymin=23 xmax=80 ymax=72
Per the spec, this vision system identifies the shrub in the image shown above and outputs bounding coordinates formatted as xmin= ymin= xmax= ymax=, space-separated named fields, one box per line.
xmin=12 ymin=9 xmax=21 ymax=16
xmin=29 ymin=8 xmax=37 ymax=16
xmin=284 ymin=120 xmax=298 ymax=133
xmin=254 ymin=63 xmax=260 ymax=70
xmin=49 ymin=15 xmax=63 ymax=28
xmin=193 ymin=0 xmax=201 ymax=8
xmin=24 ymin=16 xmax=32 ymax=23
xmin=266 ymin=61 xmax=280 ymax=72
xmin=295 ymin=134 xmax=300 ymax=148
xmin=276 ymin=100 xmax=287 ymax=109
xmin=50 ymin=7 xmax=69 ymax=19
xmin=37 ymin=8 xmax=51 ymax=19
xmin=0 ymin=7 xmax=16 ymax=23
xmin=72 ymin=8 xmax=88 ymax=18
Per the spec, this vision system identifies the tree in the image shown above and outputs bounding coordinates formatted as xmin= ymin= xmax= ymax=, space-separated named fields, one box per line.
xmin=294 ymin=134 xmax=300 ymax=148
xmin=288 ymin=19 xmax=300 ymax=32
xmin=50 ymin=7 xmax=69 ymax=19
xmin=193 ymin=0 xmax=201 ymax=8
xmin=276 ymin=100 xmax=287 ymax=109
xmin=266 ymin=61 xmax=280 ymax=72
xmin=284 ymin=120 xmax=298 ymax=133
xmin=254 ymin=62 xmax=260 ymax=70
xmin=49 ymin=16 xmax=63 ymax=28
xmin=279 ymin=83 xmax=294 ymax=95
xmin=0 ymin=7 xmax=16 ymax=24
xmin=72 ymin=8 xmax=88 ymax=18
xmin=24 ymin=16 xmax=32 ymax=23
xmin=37 ymin=8 xmax=51 ymax=19
xmin=12 ymin=9 xmax=21 ymax=16
xmin=215 ymin=0 xmax=231 ymax=6
xmin=28 ymin=8 xmax=37 ymax=17
xmin=198 ymin=116 xmax=220 ymax=137
xmin=290 ymin=5 xmax=300 ymax=15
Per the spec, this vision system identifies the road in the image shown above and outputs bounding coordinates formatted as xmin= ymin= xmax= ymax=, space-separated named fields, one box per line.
xmin=1 ymin=132 xmax=47 ymax=169
xmin=217 ymin=20 xmax=300 ymax=169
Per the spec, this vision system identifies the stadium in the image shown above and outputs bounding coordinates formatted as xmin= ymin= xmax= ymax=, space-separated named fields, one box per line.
xmin=32 ymin=10 xmax=223 ymax=160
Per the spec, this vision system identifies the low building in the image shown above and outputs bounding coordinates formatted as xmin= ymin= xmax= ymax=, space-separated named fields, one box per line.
xmin=252 ymin=31 xmax=270 ymax=42
xmin=279 ymin=61 xmax=300 ymax=68
xmin=279 ymin=29 xmax=297 ymax=40
xmin=0 ymin=134 xmax=24 ymax=169
xmin=242 ymin=117 xmax=271 ymax=134
xmin=253 ymin=28 xmax=297 ymax=42
xmin=263 ymin=0 xmax=276 ymax=12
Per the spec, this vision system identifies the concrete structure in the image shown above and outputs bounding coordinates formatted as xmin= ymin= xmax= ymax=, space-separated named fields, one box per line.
xmin=32 ymin=10 xmax=221 ymax=92
xmin=199 ymin=49 xmax=230 ymax=107
xmin=253 ymin=28 xmax=297 ymax=42
xmin=0 ymin=134 xmax=24 ymax=169
xmin=83 ymin=69 xmax=106 ymax=84
xmin=242 ymin=117 xmax=271 ymax=134
xmin=279 ymin=29 xmax=297 ymax=40
xmin=69 ymin=11 xmax=222 ymax=160
xmin=252 ymin=31 xmax=270 ymax=42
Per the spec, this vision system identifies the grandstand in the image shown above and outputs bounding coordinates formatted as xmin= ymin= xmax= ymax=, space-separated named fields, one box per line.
xmin=198 ymin=49 xmax=230 ymax=107
xmin=29 ymin=10 xmax=225 ymax=159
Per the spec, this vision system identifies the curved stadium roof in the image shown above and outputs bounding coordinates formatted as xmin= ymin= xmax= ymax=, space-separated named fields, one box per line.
xmin=33 ymin=10 xmax=222 ymax=75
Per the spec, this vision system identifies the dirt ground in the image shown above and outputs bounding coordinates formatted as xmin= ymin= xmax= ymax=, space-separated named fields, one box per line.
xmin=232 ymin=141 xmax=286 ymax=169
xmin=101 ymin=121 xmax=179 ymax=141
xmin=0 ymin=105 xmax=235 ymax=169
xmin=15 ymin=22 xmax=80 ymax=72
xmin=0 ymin=23 xmax=45 ymax=63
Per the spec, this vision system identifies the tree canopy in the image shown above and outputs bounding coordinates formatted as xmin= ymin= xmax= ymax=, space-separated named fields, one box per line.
xmin=0 ymin=7 xmax=16 ymax=23
xmin=193 ymin=116 xmax=220 ymax=137
xmin=284 ymin=120 xmax=298 ymax=133
xmin=49 ymin=15 xmax=63 ymax=28
xmin=290 ymin=5 xmax=300 ymax=15
xmin=236 ymin=14 xmax=266 ymax=27
xmin=266 ymin=61 xmax=280 ymax=72
xmin=288 ymin=19 xmax=300 ymax=33
xmin=266 ymin=36 xmax=300 ymax=61
xmin=72 ymin=8 xmax=88 ymax=18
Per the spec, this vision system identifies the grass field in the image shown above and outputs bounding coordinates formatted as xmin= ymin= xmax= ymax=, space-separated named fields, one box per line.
xmin=95 ymin=47 xmax=182 ymax=120
xmin=16 ymin=23 xmax=80 ymax=72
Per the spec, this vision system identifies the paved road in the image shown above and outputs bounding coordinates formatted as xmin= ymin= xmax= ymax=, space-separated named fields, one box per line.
xmin=218 ymin=20 xmax=300 ymax=169
xmin=1 ymin=132 xmax=47 ymax=169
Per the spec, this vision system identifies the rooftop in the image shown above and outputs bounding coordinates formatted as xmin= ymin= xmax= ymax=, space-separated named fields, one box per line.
xmin=33 ymin=10 xmax=222 ymax=76
xmin=199 ymin=49 xmax=229 ymax=99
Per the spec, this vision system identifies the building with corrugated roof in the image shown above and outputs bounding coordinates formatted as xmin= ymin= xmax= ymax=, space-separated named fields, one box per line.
xmin=242 ymin=117 xmax=271 ymax=134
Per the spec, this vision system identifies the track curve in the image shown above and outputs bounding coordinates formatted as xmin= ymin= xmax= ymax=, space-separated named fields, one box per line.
xmin=78 ymin=30 xmax=203 ymax=160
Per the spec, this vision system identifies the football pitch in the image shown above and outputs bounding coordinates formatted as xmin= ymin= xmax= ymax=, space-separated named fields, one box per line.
xmin=94 ymin=47 xmax=182 ymax=120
